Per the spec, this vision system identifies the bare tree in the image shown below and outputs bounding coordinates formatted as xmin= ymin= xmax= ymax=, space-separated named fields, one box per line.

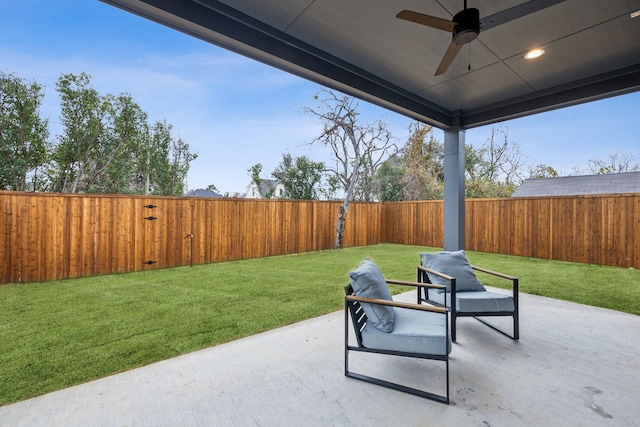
xmin=587 ymin=152 xmax=639 ymax=174
xmin=305 ymin=89 xmax=395 ymax=248
xmin=480 ymin=126 xmax=528 ymax=185
xmin=465 ymin=126 xmax=529 ymax=197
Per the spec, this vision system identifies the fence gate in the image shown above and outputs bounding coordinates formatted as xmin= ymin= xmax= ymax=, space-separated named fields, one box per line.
xmin=141 ymin=198 xmax=193 ymax=270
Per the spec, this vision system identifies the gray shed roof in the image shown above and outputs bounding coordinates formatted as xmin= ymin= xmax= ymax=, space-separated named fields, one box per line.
xmin=511 ymin=172 xmax=640 ymax=197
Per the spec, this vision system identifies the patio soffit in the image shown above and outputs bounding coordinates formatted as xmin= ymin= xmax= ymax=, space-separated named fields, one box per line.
xmin=100 ymin=0 xmax=640 ymax=131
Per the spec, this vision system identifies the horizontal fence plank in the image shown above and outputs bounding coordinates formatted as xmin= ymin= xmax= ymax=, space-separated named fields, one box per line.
xmin=0 ymin=191 xmax=637 ymax=284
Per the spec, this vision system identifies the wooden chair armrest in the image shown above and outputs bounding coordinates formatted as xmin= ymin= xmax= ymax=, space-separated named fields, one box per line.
xmin=385 ymin=279 xmax=446 ymax=291
xmin=471 ymin=265 xmax=518 ymax=281
xmin=417 ymin=265 xmax=454 ymax=282
xmin=346 ymin=294 xmax=447 ymax=314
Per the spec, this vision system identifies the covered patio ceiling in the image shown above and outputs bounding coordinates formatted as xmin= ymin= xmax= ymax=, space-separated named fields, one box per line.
xmin=101 ymin=0 xmax=640 ymax=131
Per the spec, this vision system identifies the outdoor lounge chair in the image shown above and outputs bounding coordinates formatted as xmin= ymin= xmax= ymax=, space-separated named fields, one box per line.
xmin=345 ymin=259 xmax=451 ymax=403
xmin=417 ymin=250 xmax=519 ymax=342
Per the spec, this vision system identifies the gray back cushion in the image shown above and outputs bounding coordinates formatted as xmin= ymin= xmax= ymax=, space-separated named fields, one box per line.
xmin=420 ymin=250 xmax=485 ymax=292
xmin=349 ymin=259 xmax=395 ymax=332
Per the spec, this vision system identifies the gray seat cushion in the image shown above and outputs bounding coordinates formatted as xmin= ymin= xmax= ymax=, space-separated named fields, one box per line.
xmin=362 ymin=307 xmax=451 ymax=356
xmin=349 ymin=259 xmax=395 ymax=332
xmin=427 ymin=288 xmax=515 ymax=313
xmin=420 ymin=250 xmax=485 ymax=292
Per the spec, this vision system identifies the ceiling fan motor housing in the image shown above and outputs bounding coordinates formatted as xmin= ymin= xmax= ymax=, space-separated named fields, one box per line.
xmin=452 ymin=7 xmax=480 ymax=45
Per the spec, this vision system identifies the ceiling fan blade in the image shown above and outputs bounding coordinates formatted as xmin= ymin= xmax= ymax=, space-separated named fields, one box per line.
xmin=396 ymin=10 xmax=456 ymax=32
xmin=480 ymin=0 xmax=568 ymax=31
xmin=435 ymin=41 xmax=463 ymax=76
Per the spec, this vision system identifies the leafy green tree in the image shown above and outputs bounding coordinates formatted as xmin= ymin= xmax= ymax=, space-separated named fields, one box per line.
xmin=373 ymin=122 xmax=443 ymax=201
xmin=131 ymin=120 xmax=153 ymax=194
xmin=465 ymin=179 xmax=516 ymax=198
xmin=246 ymin=163 xmax=277 ymax=198
xmin=272 ymin=153 xmax=324 ymax=199
xmin=0 ymin=71 xmax=196 ymax=195
xmin=166 ymin=131 xmax=196 ymax=195
xmin=0 ymin=73 xmax=49 ymax=191
xmin=247 ymin=163 xmax=263 ymax=188
xmin=49 ymin=72 xmax=109 ymax=192
xmin=528 ymin=164 xmax=559 ymax=179
xmin=94 ymin=94 xmax=147 ymax=193
xmin=402 ymin=122 xmax=443 ymax=200
xmin=137 ymin=120 xmax=196 ymax=196
xmin=374 ymin=154 xmax=404 ymax=201
xmin=48 ymin=72 xmax=147 ymax=193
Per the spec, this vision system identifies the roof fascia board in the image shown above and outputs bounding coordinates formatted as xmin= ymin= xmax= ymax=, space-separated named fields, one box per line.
xmin=462 ymin=64 xmax=640 ymax=128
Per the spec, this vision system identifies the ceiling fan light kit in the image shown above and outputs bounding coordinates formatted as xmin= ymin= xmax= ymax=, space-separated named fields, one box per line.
xmin=396 ymin=0 xmax=567 ymax=76
xmin=450 ymin=7 xmax=480 ymax=45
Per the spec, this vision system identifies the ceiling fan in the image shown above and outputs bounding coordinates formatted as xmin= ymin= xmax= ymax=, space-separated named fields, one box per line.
xmin=396 ymin=0 xmax=567 ymax=76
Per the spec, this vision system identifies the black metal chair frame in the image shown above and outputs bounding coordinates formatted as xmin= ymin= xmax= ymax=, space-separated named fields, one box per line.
xmin=345 ymin=280 xmax=450 ymax=404
xmin=417 ymin=264 xmax=519 ymax=342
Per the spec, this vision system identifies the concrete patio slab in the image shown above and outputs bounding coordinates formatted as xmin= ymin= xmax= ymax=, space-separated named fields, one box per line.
xmin=1 ymin=288 xmax=639 ymax=426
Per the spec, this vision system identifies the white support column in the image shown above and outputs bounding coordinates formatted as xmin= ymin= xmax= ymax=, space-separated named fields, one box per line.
xmin=443 ymin=130 xmax=465 ymax=251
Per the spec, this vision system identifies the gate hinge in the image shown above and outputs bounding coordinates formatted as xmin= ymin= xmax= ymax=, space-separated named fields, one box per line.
xmin=143 ymin=260 xmax=157 ymax=265
xmin=144 ymin=216 xmax=157 ymax=221
xmin=144 ymin=204 xmax=157 ymax=209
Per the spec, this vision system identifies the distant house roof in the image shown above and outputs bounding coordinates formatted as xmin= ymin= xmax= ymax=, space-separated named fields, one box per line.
xmin=512 ymin=172 xmax=640 ymax=197
xmin=246 ymin=179 xmax=284 ymax=199
xmin=185 ymin=189 xmax=222 ymax=198
xmin=258 ymin=179 xmax=280 ymax=197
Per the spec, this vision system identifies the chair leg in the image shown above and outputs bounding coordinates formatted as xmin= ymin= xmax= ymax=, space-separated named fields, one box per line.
xmin=451 ymin=313 xmax=457 ymax=342
xmin=345 ymin=350 xmax=450 ymax=404
xmin=473 ymin=315 xmax=519 ymax=340
xmin=344 ymin=305 xmax=351 ymax=375
xmin=346 ymin=369 xmax=449 ymax=404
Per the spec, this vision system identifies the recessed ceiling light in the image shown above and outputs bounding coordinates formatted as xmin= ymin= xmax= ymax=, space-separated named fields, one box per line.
xmin=524 ymin=48 xmax=545 ymax=60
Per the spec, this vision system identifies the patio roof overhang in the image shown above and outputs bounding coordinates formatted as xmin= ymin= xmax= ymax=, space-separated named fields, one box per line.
xmin=99 ymin=0 xmax=640 ymax=131
xmin=99 ymin=0 xmax=640 ymax=249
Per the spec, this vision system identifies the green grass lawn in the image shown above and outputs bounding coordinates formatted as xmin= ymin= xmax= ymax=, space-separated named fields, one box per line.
xmin=1 ymin=243 xmax=638 ymax=405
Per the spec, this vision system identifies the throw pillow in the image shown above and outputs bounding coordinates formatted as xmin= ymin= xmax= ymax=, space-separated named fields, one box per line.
xmin=419 ymin=250 xmax=485 ymax=292
xmin=349 ymin=258 xmax=395 ymax=332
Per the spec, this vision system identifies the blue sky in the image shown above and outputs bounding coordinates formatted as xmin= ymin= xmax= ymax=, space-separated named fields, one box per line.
xmin=2 ymin=0 xmax=638 ymax=194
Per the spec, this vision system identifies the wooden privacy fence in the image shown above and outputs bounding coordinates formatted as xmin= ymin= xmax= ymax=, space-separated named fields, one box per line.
xmin=385 ymin=195 xmax=639 ymax=268
xmin=464 ymin=195 xmax=640 ymax=268
xmin=0 ymin=192 xmax=383 ymax=283
xmin=1 ymin=191 xmax=638 ymax=283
